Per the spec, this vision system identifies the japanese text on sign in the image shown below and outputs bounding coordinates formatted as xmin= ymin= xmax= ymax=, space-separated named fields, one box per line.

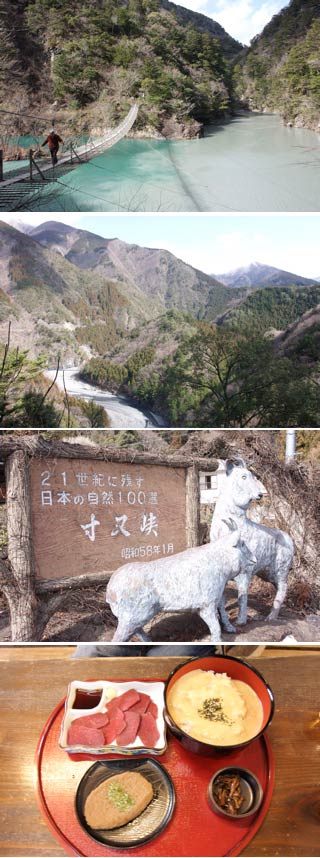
xmin=30 ymin=458 xmax=188 ymax=580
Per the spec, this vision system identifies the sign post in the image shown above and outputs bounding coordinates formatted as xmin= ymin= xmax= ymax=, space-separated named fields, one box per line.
xmin=0 ymin=436 xmax=217 ymax=640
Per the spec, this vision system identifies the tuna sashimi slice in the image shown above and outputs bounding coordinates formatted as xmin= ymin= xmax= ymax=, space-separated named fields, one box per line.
xmin=116 ymin=711 xmax=141 ymax=746
xmin=68 ymin=723 xmax=105 ymax=747
xmin=147 ymin=700 xmax=158 ymax=720
xmin=106 ymin=696 xmax=119 ymax=711
xmin=130 ymin=692 xmax=151 ymax=714
xmin=103 ymin=707 xmax=126 ymax=744
xmin=107 ymin=689 xmax=141 ymax=711
xmin=138 ymin=712 xmax=160 ymax=747
xmin=72 ymin=712 xmax=109 ymax=729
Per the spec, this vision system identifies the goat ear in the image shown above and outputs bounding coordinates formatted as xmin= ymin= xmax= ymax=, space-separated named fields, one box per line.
xmin=225 ymin=459 xmax=234 ymax=475
xmin=234 ymin=456 xmax=247 ymax=468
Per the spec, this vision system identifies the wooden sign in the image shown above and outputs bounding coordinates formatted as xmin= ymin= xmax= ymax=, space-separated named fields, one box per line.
xmin=29 ymin=457 xmax=188 ymax=580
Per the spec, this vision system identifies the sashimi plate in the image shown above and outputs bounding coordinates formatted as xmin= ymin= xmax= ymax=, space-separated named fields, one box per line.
xmin=59 ymin=680 xmax=167 ymax=756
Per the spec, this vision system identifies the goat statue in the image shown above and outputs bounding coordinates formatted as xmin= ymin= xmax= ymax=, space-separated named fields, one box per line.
xmin=106 ymin=519 xmax=256 ymax=642
xmin=210 ymin=457 xmax=294 ymax=627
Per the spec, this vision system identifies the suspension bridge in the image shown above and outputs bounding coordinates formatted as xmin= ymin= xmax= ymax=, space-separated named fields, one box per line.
xmin=0 ymin=103 xmax=138 ymax=211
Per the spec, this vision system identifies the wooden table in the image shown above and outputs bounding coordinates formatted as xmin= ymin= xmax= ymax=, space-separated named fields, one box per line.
xmin=0 ymin=653 xmax=319 ymax=857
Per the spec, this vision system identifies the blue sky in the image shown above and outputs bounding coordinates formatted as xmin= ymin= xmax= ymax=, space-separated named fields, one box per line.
xmin=169 ymin=0 xmax=289 ymax=45
xmin=4 ymin=214 xmax=320 ymax=278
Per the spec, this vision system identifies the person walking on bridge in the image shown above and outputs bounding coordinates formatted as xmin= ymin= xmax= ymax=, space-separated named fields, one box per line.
xmin=41 ymin=128 xmax=64 ymax=165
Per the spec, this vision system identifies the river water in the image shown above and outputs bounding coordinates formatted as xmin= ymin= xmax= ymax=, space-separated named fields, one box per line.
xmin=46 ymin=368 xmax=165 ymax=428
xmin=12 ymin=113 xmax=320 ymax=212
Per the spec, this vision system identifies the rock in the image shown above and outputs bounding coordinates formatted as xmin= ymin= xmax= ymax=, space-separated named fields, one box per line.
xmin=158 ymin=117 xmax=203 ymax=139
xmin=294 ymin=115 xmax=306 ymax=128
xmin=128 ymin=126 xmax=164 ymax=140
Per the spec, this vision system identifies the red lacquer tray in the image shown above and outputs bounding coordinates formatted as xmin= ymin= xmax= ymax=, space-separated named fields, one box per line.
xmin=35 ymin=690 xmax=275 ymax=857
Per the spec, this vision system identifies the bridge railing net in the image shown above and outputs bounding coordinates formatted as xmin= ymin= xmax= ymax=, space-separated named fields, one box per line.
xmin=0 ymin=104 xmax=138 ymax=176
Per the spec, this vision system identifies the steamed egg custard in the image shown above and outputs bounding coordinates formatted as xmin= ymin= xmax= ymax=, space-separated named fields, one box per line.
xmin=167 ymin=670 xmax=263 ymax=745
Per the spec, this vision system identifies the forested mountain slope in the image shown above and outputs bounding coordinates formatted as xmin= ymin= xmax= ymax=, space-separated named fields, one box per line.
xmin=234 ymin=0 xmax=320 ymax=128
xmin=0 ymin=0 xmax=241 ymax=140
xmin=216 ymin=284 xmax=320 ymax=333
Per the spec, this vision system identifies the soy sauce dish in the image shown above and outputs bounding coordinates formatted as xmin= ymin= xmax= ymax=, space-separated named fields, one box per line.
xmin=164 ymin=655 xmax=274 ymax=757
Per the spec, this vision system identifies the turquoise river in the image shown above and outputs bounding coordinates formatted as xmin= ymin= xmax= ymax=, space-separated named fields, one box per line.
xmin=5 ymin=114 xmax=320 ymax=212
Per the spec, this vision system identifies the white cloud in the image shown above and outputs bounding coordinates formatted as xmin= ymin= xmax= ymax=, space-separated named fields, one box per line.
xmin=206 ymin=229 xmax=319 ymax=279
xmin=213 ymin=0 xmax=286 ymax=44
xmin=140 ymin=231 xmax=270 ymax=273
xmin=212 ymin=229 xmax=272 ymax=272
xmin=147 ymin=229 xmax=319 ymax=279
xmin=175 ymin=230 xmax=272 ymax=275
xmin=169 ymin=0 xmax=288 ymax=45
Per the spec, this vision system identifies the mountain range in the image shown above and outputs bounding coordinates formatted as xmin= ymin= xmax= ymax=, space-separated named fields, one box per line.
xmin=0 ymin=219 xmax=319 ymax=366
xmin=0 ymin=219 xmax=243 ymax=360
xmin=217 ymin=262 xmax=315 ymax=290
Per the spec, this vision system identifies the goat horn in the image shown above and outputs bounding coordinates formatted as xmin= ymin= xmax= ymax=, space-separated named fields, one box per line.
xmin=222 ymin=518 xmax=237 ymax=532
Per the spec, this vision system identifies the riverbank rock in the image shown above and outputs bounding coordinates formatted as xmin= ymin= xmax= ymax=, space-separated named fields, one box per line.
xmin=158 ymin=117 xmax=203 ymax=139
xmin=128 ymin=126 xmax=165 ymax=140
xmin=294 ymin=114 xmax=307 ymax=128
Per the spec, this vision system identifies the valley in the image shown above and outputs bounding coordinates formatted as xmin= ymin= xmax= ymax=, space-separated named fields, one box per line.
xmin=1 ymin=1 xmax=319 ymax=213
xmin=1 ymin=0 xmax=318 ymax=141
xmin=0 ymin=218 xmax=319 ymax=429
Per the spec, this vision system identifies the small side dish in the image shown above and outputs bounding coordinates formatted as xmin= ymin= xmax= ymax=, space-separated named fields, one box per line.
xmin=208 ymin=767 xmax=263 ymax=819
xmin=212 ymin=772 xmax=244 ymax=815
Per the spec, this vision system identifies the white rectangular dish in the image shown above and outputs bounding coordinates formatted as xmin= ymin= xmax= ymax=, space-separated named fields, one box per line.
xmin=59 ymin=680 xmax=167 ymax=756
